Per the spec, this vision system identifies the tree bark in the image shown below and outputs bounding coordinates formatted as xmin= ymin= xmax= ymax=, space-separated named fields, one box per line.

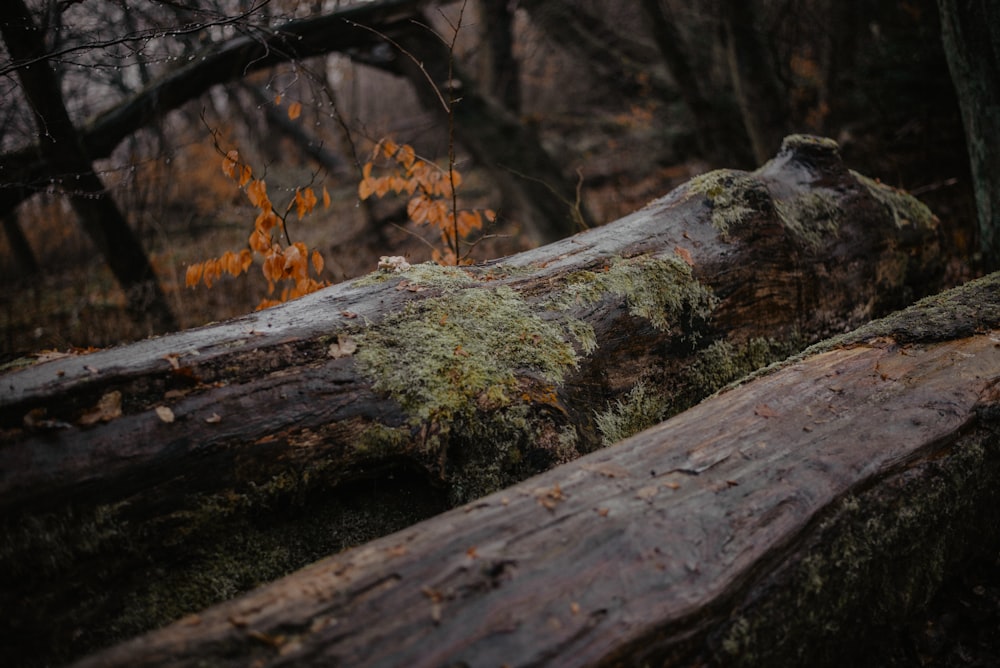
xmin=0 ymin=136 xmax=943 ymax=666
xmin=0 ymin=0 xmax=178 ymax=333
xmin=937 ymin=0 xmax=1000 ymax=270
xmin=71 ymin=271 xmax=1000 ymax=668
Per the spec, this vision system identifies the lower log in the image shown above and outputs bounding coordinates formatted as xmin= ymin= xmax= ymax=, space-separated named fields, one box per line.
xmin=74 ymin=273 xmax=1000 ymax=667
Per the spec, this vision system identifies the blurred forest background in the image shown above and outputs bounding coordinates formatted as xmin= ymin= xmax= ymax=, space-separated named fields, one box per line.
xmin=0 ymin=0 xmax=981 ymax=356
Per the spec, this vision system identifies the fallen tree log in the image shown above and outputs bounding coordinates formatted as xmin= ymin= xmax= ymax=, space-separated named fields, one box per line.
xmin=72 ymin=272 xmax=1000 ymax=668
xmin=0 ymin=135 xmax=942 ymax=665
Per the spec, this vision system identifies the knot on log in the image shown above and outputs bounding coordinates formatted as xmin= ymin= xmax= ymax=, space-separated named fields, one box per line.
xmin=762 ymin=134 xmax=847 ymax=183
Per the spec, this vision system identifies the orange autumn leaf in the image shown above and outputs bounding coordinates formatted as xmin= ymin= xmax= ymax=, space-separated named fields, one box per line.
xmin=185 ymin=262 xmax=204 ymax=287
xmin=287 ymin=101 xmax=302 ymax=120
xmin=222 ymin=150 xmax=239 ymax=178
xmin=322 ymin=186 xmax=331 ymax=208
xmin=239 ymin=164 xmax=253 ymax=187
xmin=295 ymin=187 xmax=318 ymax=219
xmin=246 ymin=179 xmax=270 ymax=211
xmin=311 ymin=249 xmax=324 ymax=275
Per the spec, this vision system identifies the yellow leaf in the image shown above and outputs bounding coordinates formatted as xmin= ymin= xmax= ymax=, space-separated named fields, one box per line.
xmin=288 ymin=101 xmax=302 ymax=120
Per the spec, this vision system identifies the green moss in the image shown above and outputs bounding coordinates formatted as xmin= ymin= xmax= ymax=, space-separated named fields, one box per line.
xmin=773 ymin=192 xmax=842 ymax=248
xmin=850 ymin=170 xmax=937 ymax=230
xmin=546 ymin=255 xmax=717 ymax=336
xmin=351 ymin=261 xmax=477 ymax=290
xmin=355 ymin=285 xmax=585 ymax=425
xmin=593 ymin=337 xmax=798 ymax=447
xmin=685 ymin=169 xmax=760 ymax=238
xmin=687 ymin=337 xmax=800 ymax=395
xmin=594 ymin=381 xmax=672 ymax=447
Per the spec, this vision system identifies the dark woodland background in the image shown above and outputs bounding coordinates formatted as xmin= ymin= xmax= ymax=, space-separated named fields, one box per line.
xmin=0 ymin=0 xmax=984 ymax=357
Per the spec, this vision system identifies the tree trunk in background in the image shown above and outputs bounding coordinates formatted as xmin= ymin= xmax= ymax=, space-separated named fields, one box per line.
xmin=70 ymin=273 xmax=1000 ymax=668
xmin=0 ymin=0 xmax=178 ymax=333
xmin=478 ymin=0 xmax=521 ymax=113
xmin=519 ymin=0 xmax=675 ymax=101
xmin=937 ymin=0 xmax=1000 ymax=271
xmin=2 ymin=212 xmax=39 ymax=276
xmin=721 ymin=0 xmax=791 ymax=165
xmin=0 ymin=135 xmax=944 ymax=667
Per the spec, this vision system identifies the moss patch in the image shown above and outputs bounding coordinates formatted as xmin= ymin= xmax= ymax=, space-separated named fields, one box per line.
xmin=594 ymin=381 xmax=672 ymax=447
xmin=850 ymin=169 xmax=937 ymax=231
xmin=546 ymin=255 xmax=717 ymax=337
xmin=593 ymin=336 xmax=798 ymax=446
xmin=351 ymin=261 xmax=478 ymax=290
xmin=354 ymin=284 xmax=586 ymax=425
xmin=685 ymin=169 xmax=762 ymax=238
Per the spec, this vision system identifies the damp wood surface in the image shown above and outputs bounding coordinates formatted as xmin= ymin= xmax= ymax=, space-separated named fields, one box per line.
xmin=0 ymin=135 xmax=950 ymax=665
xmin=71 ymin=279 xmax=1000 ymax=667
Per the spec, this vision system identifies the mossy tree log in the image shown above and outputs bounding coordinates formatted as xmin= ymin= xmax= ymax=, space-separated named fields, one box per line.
xmin=73 ymin=273 xmax=1000 ymax=668
xmin=0 ymin=136 xmax=943 ymax=665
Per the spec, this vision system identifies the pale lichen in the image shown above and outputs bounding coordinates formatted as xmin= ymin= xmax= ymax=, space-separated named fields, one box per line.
xmin=545 ymin=255 xmax=717 ymax=337
xmin=594 ymin=381 xmax=672 ymax=447
xmin=351 ymin=261 xmax=476 ymax=290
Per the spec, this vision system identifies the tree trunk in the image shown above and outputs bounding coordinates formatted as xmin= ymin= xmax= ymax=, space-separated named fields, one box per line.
xmin=2 ymin=211 xmax=39 ymax=276
xmin=67 ymin=272 xmax=1000 ymax=668
xmin=478 ymin=0 xmax=521 ymax=113
xmin=936 ymin=0 xmax=1000 ymax=270
xmin=0 ymin=0 xmax=178 ymax=333
xmin=722 ymin=0 xmax=791 ymax=165
xmin=0 ymin=136 xmax=942 ymax=666
xmin=639 ymin=0 xmax=733 ymax=162
xmin=519 ymin=0 xmax=675 ymax=102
